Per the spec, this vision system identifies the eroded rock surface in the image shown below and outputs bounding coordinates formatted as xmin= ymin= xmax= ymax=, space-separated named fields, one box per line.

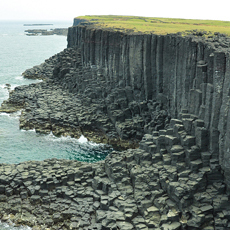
xmin=0 ymin=117 xmax=229 ymax=229
xmin=1 ymin=47 xmax=169 ymax=150
xmin=1 ymin=21 xmax=230 ymax=229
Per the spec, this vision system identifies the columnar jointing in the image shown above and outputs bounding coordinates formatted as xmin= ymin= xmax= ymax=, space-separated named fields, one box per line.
xmin=1 ymin=22 xmax=230 ymax=229
xmin=68 ymin=25 xmax=230 ymax=191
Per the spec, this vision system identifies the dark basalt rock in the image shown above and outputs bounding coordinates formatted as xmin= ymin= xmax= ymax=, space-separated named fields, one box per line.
xmin=1 ymin=19 xmax=230 ymax=229
xmin=1 ymin=47 xmax=169 ymax=150
xmin=0 ymin=121 xmax=228 ymax=229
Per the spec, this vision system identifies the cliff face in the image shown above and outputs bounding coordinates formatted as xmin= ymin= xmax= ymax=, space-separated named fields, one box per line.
xmin=68 ymin=25 xmax=230 ymax=190
xmin=2 ymin=21 xmax=230 ymax=229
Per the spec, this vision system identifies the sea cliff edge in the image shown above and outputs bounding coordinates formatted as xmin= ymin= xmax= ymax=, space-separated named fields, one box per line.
xmin=1 ymin=16 xmax=230 ymax=229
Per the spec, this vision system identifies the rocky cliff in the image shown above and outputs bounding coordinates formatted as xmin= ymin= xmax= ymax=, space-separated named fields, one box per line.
xmin=1 ymin=19 xmax=230 ymax=229
xmin=68 ymin=23 xmax=230 ymax=191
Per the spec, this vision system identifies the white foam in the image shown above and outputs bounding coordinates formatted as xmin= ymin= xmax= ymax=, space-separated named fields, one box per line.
xmin=0 ymin=110 xmax=21 ymax=119
xmin=45 ymin=133 xmax=87 ymax=144
xmin=45 ymin=133 xmax=102 ymax=146
xmin=10 ymin=84 xmax=20 ymax=90
xmin=45 ymin=132 xmax=76 ymax=143
xmin=0 ymin=112 xmax=10 ymax=117
xmin=0 ymin=84 xmax=18 ymax=91
xmin=88 ymin=141 xmax=103 ymax=147
xmin=15 ymin=76 xmax=24 ymax=81
xmin=0 ymin=84 xmax=9 ymax=89
xmin=0 ymin=220 xmax=31 ymax=230
xmin=78 ymin=135 xmax=88 ymax=143
xmin=32 ymin=132 xmax=106 ymax=149
xmin=11 ymin=110 xmax=22 ymax=118
xmin=0 ymin=84 xmax=20 ymax=91
xmin=20 ymin=128 xmax=36 ymax=132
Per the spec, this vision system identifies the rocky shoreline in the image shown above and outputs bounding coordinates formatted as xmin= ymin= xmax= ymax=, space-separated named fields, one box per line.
xmin=1 ymin=47 xmax=169 ymax=150
xmin=0 ymin=117 xmax=229 ymax=229
xmin=1 ymin=20 xmax=230 ymax=229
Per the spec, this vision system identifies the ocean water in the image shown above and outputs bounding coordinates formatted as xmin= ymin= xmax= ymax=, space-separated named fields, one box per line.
xmin=0 ymin=22 xmax=111 ymax=163
xmin=0 ymin=19 xmax=112 ymax=229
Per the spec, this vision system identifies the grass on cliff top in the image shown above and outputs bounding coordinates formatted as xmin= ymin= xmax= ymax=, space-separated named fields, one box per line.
xmin=76 ymin=15 xmax=230 ymax=36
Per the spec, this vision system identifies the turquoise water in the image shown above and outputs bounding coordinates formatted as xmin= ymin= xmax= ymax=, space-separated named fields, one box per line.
xmin=0 ymin=20 xmax=111 ymax=230
xmin=0 ymin=21 xmax=111 ymax=165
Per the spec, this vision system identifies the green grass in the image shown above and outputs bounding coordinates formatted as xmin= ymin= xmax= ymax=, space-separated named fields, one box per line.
xmin=76 ymin=15 xmax=230 ymax=36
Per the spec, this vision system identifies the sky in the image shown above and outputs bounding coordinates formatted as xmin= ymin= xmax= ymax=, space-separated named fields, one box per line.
xmin=0 ymin=0 xmax=230 ymax=23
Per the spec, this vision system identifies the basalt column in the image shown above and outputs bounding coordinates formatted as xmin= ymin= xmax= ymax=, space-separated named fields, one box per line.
xmin=67 ymin=25 xmax=230 ymax=191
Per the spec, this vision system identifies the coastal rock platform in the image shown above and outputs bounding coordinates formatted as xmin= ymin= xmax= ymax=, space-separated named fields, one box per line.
xmin=2 ymin=18 xmax=230 ymax=229
xmin=1 ymin=47 xmax=169 ymax=150
xmin=0 ymin=116 xmax=228 ymax=229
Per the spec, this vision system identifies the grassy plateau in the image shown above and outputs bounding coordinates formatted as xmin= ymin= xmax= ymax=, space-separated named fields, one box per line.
xmin=76 ymin=15 xmax=230 ymax=36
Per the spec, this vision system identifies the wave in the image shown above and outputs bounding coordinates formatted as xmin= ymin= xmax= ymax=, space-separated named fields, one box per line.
xmin=0 ymin=83 xmax=19 ymax=91
xmin=0 ymin=84 xmax=10 ymax=89
xmin=20 ymin=128 xmax=36 ymax=132
xmin=15 ymin=76 xmax=24 ymax=81
xmin=0 ymin=220 xmax=31 ymax=230
xmin=0 ymin=110 xmax=21 ymax=119
xmin=77 ymin=135 xmax=105 ymax=147
xmin=44 ymin=132 xmax=107 ymax=148
xmin=0 ymin=113 xmax=11 ymax=117
xmin=78 ymin=135 xmax=88 ymax=143
xmin=10 ymin=84 xmax=21 ymax=90
xmin=45 ymin=132 xmax=87 ymax=144
xmin=0 ymin=80 xmax=41 ymax=93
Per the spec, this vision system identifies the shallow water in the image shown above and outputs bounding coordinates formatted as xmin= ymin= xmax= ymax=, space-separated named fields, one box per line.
xmin=0 ymin=21 xmax=111 ymax=164
xmin=0 ymin=20 xmax=113 ymax=230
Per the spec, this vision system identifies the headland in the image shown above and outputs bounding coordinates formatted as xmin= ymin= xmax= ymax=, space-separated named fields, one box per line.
xmin=1 ymin=15 xmax=230 ymax=229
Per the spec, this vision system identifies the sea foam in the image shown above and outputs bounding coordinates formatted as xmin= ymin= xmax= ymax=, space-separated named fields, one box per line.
xmin=0 ymin=220 xmax=31 ymax=230
xmin=78 ymin=135 xmax=88 ymax=143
